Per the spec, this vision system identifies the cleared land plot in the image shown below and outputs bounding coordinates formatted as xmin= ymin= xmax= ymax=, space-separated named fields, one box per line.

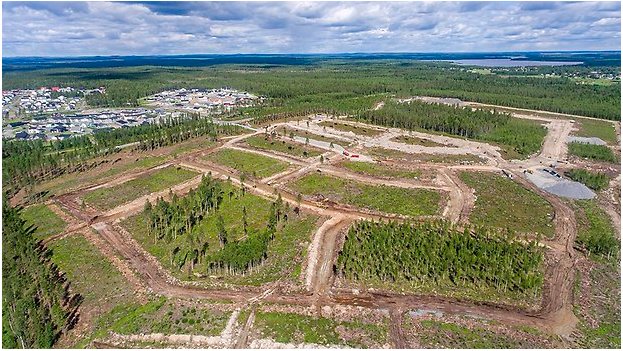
xmin=368 ymin=147 xmax=486 ymax=164
xmin=568 ymin=142 xmax=618 ymax=163
xmin=391 ymin=135 xmax=451 ymax=147
xmin=406 ymin=318 xmax=558 ymax=348
xmin=83 ymin=166 xmax=198 ymax=211
xmin=97 ymin=298 xmax=230 ymax=337
xmin=123 ymin=181 xmax=319 ymax=286
xmin=574 ymin=119 xmax=618 ymax=145
xmin=339 ymin=160 xmax=422 ymax=179
xmin=48 ymin=234 xmax=138 ymax=347
xmin=318 ymin=121 xmax=385 ymax=137
xmin=253 ymin=311 xmax=387 ymax=348
xmin=22 ymin=204 xmax=67 ymax=240
xmin=289 ymin=173 xmax=441 ymax=216
xmin=244 ymin=135 xmax=323 ymax=158
xmin=205 ymin=148 xmax=289 ymax=179
xmin=275 ymin=125 xmax=351 ymax=146
xmin=459 ymin=171 xmax=555 ymax=238
xmin=573 ymin=200 xmax=618 ymax=258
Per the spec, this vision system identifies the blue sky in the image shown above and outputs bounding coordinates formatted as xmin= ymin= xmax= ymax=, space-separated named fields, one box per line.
xmin=2 ymin=1 xmax=621 ymax=56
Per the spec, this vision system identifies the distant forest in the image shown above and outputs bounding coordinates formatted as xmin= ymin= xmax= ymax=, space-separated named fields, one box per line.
xmin=2 ymin=60 xmax=620 ymax=120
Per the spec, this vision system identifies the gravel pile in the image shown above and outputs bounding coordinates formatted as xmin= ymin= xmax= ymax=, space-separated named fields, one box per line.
xmin=526 ymin=171 xmax=595 ymax=199
xmin=567 ymin=136 xmax=606 ymax=145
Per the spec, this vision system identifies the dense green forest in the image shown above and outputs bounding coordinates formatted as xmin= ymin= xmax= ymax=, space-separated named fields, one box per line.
xmin=2 ymin=199 xmax=81 ymax=348
xmin=3 ymin=62 xmax=620 ymax=119
xmin=2 ymin=116 xmax=242 ymax=195
xmin=145 ymin=176 xmax=288 ymax=274
xmin=336 ymin=220 xmax=544 ymax=296
xmin=565 ymin=169 xmax=610 ymax=191
xmin=354 ymin=100 xmax=547 ymax=157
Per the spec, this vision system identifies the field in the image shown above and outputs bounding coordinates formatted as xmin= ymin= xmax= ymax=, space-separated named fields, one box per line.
xmin=48 ymin=234 xmax=138 ymax=347
xmin=568 ymin=142 xmax=618 ymax=163
xmin=459 ymin=171 xmax=556 ymax=238
xmin=82 ymin=166 xmax=198 ymax=211
xmin=367 ymin=147 xmax=486 ymax=164
xmin=318 ymin=121 xmax=385 ymax=137
xmin=205 ymin=148 xmax=289 ymax=179
xmin=243 ymin=135 xmax=323 ymax=158
xmin=21 ymin=204 xmax=67 ymax=240
xmin=390 ymin=135 xmax=450 ymax=147
xmin=565 ymin=169 xmax=610 ymax=191
xmin=275 ymin=125 xmax=351 ymax=146
xmin=574 ymin=119 xmax=618 ymax=145
xmin=289 ymin=173 xmax=441 ymax=216
xmin=253 ymin=311 xmax=387 ymax=348
xmin=122 ymin=180 xmax=319 ymax=286
xmin=339 ymin=160 xmax=422 ymax=179
xmin=573 ymin=200 xmax=618 ymax=258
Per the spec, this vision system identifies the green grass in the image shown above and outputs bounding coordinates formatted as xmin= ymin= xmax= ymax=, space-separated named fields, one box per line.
xmin=98 ymin=155 xmax=167 ymax=179
xmin=460 ymin=171 xmax=555 ymax=238
xmin=254 ymin=311 xmax=387 ymax=348
xmin=275 ymin=125 xmax=351 ymax=146
xmin=205 ymin=148 xmax=289 ymax=179
xmin=318 ymin=121 xmax=384 ymax=137
xmin=574 ymin=200 xmax=618 ymax=258
xmin=289 ymin=173 xmax=441 ymax=216
xmin=367 ymin=147 xmax=485 ymax=164
xmin=574 ymin=119 xmax=618 ymax=145
xmin=21 ymin=204 xmax=67 ymax=240
xmin=417 ymin=320 xmax=535 ymax=348
xmin=565 ymin=169 xmax=610 ymax=191
xmin=98 ymin=298 xmax=230 ymax=337
xmin=390 ymin=135 xmax=449 ymax=147
xmin=122 ymin=180 xmax=319 ymax=286
xmin=340 ymin=161 xmax=421 ymax=179
xmin=244 ymin=135 xmax=323 ymax=158
xmin=83 ymin=166 xmax=198 ymax=211
xmin=568 ymin=142 xmax=618 ymax=163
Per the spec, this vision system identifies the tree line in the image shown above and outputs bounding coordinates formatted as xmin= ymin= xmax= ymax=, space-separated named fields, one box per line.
xmin=2 ymin=199 xmax=81 ymax=348
xmin=336 ymin=220 xmax=544 ymax=296
xmin=354 ymin=100 xmax=547 ymax=157
xmin=2 ymin=115 xmax=242 ymax=196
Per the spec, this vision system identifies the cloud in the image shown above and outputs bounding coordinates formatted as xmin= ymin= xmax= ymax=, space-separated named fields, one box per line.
xmin=2 ymin=1 xmax=620 ymax=56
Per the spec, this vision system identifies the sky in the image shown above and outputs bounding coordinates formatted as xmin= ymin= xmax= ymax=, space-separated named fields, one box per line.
xmin=2 ymin=1 xmax=621 ymax=57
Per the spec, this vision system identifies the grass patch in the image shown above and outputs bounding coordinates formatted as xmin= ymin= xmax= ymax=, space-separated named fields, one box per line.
xmin=339 ymin=161 xmax=421 ymax=179
xmin=574 ymin=119 xmax=618 ymax=145
xmin=21 ymin=204 xmax=66 ymax=240
xmin=574 ymin=200 xmax=619 ymax=258
xmin=244 ymin=135 xmax=323 ymax=158
xmin=206 ymin=148 xmax=289 ymax=179
xmin=275 ymin=125 xmax=351 ymax=146
xmin=83 ymin=166 xmax=198 ymax=211
xmin=97 ymin=298 xmax=230 ymax=337
xmin=122 ymin=180 xmax=319 ymax=286
xmin=289 ymin=173 xmax=441 ymax=216
xmin=417 ymin=320 xmax=530 ymax=348
xmin=568 ymin=142 xmax=618 ymax=163
xmin=565 ymin=169 xmax=610 ymax=191
xmin=367 ymin=147 xmax=485 ymax=164
xmin=460 ymin=171 xmax=555 ymax=238
xmin=254 ymin=311 xmax=387 ymax=348
xmin=318 ymin=121 xmax=385 ymax=137
xmin=391 ymin=135 xmax=449 ymax=147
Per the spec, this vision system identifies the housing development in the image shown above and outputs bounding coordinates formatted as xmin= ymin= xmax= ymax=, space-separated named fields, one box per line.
xmin=2 ymin=2 xmax=621 ymax=351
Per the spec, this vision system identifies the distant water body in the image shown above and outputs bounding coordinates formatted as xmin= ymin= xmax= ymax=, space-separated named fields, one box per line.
xmin=433 ymin=59 xmax=583 ymax=67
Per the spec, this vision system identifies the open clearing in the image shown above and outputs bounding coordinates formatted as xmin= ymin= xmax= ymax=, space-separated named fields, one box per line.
xmin=573 ymin=119 xmax=618 ymax=145
xmin=22 ymin=204 xmax=67 ymax=240
xmin=338 ymin=160 xmax=422 ymax=179
xmin=459 ymin=171 xmax=556 ymax=238
xmin=243 ymin=135 xmax=324 ymax=158
xmin=367 ymin=146 xmax=486 ymax=164
xmin=390 ymin=135 xmax=451 ymax=147
xmin=83 ymin=166 xmax=198 ymax=211
xmin=288 ymin=173 xmax=442 ymax=216
xmin=205 ymin=148 xmax=290 ymax=179
xmin=318 ymin=120 xmax=385 ymax=137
